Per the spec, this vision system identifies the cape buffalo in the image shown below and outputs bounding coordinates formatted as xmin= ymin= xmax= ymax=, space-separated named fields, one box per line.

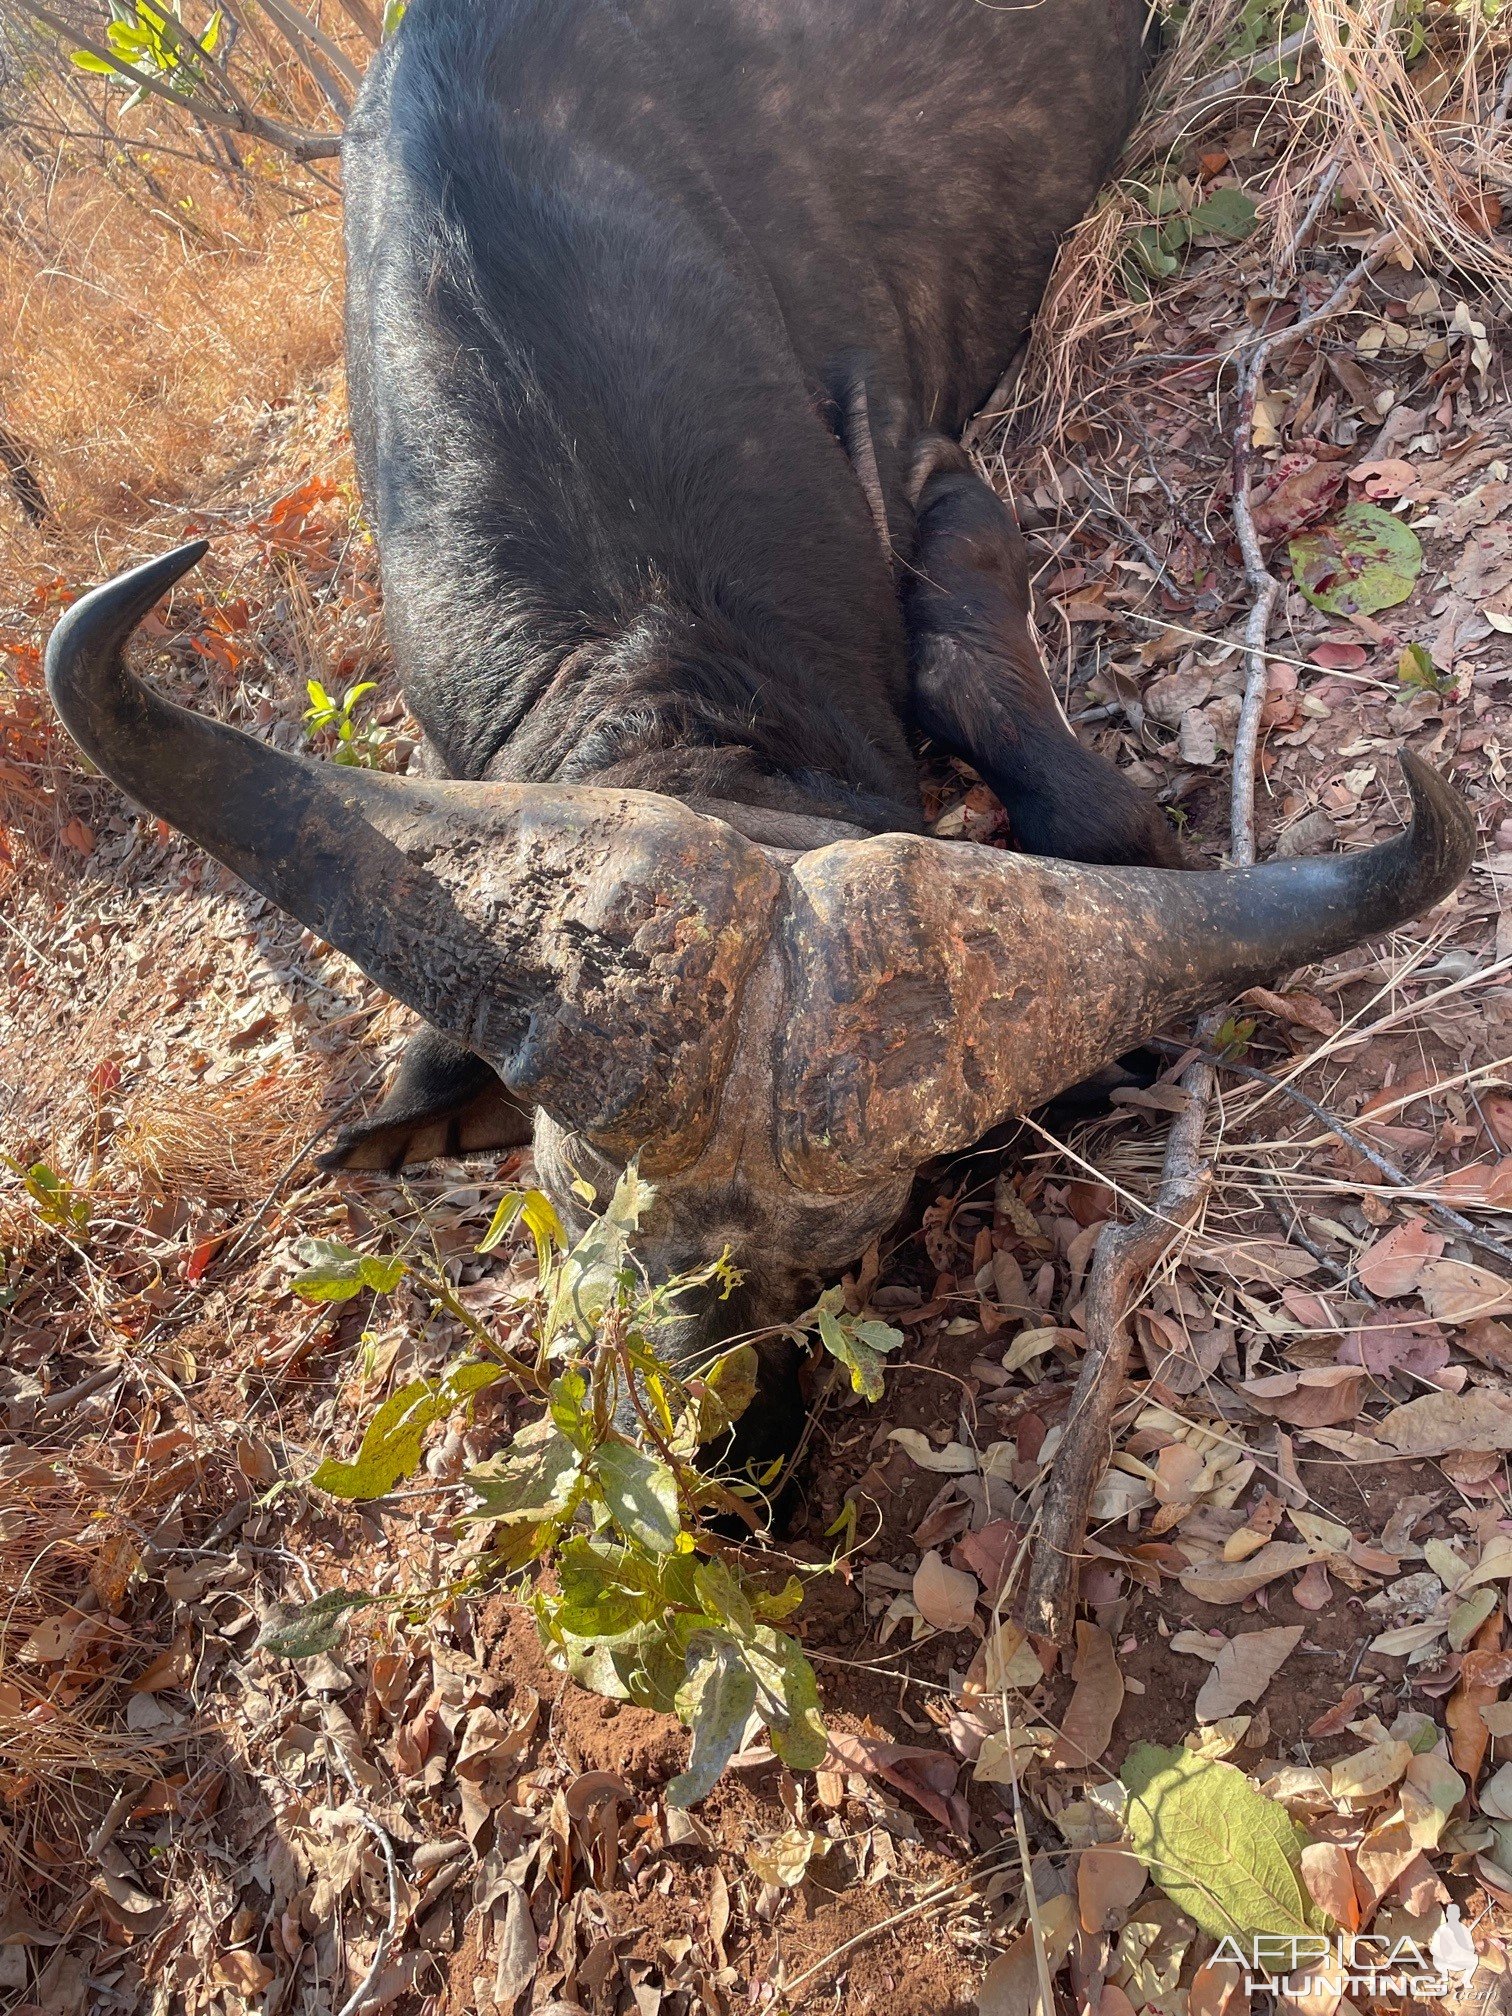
xmin=47 ymin=0 xmax=1473 ymax=1448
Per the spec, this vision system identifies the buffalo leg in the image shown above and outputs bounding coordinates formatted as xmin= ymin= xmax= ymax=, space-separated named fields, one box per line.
xmin=904 ymin=441 xmax=1181 ymax=870
xmin=321 ymin=1024 xmax=532 ymax=1172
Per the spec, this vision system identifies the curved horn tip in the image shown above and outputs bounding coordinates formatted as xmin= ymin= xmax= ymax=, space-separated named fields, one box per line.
xmin=1397 ymin=748 xmax=1476 ymax=894
xmin=45 ymin=538 xmax=210 ymax=708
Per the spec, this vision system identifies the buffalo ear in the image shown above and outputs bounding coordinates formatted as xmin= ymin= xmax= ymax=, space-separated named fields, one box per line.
xmin=322 ymin=1027 xmax=533 ymax=1172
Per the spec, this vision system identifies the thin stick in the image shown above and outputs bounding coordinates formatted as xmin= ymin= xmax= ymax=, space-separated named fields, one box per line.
xmin=1023 ymin=238 xmax=1388 ymax=1642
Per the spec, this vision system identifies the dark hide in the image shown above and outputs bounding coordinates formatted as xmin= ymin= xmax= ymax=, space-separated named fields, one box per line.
xmin=332 ymin=0 xmax=1159 ymax=1166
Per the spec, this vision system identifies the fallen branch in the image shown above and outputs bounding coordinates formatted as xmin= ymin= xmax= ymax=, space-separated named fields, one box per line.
xmin=1023 ymin=239 xmax=1388 ymax=1642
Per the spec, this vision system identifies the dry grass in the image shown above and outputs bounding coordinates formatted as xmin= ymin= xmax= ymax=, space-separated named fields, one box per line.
xmin=118 ymin=1067 xmax=325 ymax=1206
xmin=0 ymin=149 xmax=343 ymax=579
xmin=1001 ymin=0 xmax=1512 ymax=455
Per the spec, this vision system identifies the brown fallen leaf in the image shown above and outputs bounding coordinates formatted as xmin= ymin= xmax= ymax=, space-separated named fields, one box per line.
xmin=1047 ymin=1622 xmax=1124 ymax=1770
xmin=1448 ymin=1621 xmax=1511 ymax=1781
xmin=1356 ymin=1218 xmax=1444 ymax=1298
xmin=1241 ymin=1366 xmax=1367 ymax=1428
xmin=914 ymin=1549 xmax=980 ymax=1633
xmin=1378 ymin=1389 xmax=1512 ymax=1458
xmin=1188 ymin=1957 xmax=1242 ymax=2016
xmin=1241 ymin=986 xmax=1338 ymax=1037
xmin=1195 ymin=1625 xmax=1303 ymax=1723
xmin=978 ymin=1892 xmax=1077 ymax=2016
xmin=826 ymin=1730 xmax=966 ymax=1836
xmin=1292 ymin=1561 xmax=1333 ymax=1611
xmin=1418 ymin=1261 xmax=1512 ymax=1325
xmin=131 ymin=1628 xmax=195 ymax=1695
xmin=1301 ymin=1841 xmax=1361 ymax=1933
xmin=1252 ymin=458 xmax=1346 ymax=542
xmin=1178 ymin=1542 xmax=1316 ymax=1605
xmin=1460 ymin=1318 xmax=1512 ymax=1375
xmin=1076 ymin=1846 xmax=1146 ymax=1932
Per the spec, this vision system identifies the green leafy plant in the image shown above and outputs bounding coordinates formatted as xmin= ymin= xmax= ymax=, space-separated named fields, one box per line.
xmin=1122 ymin=174 xmax=1261 ymax=296
xmin=5 ymin=1158 xmax=91 ymax=1236
xmin=268 ymin=1169 xmax=885 ymax=1805
xmin=1397 ymin=641 xmax=1455 ymax=695
xmin=71 ymin=1 xmax=223 ymax=113
xmin=301 ymin=676 xmax=388 ymax=767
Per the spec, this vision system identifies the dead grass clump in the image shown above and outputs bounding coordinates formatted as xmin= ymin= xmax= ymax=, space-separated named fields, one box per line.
xmin=118 ymin=1068 xmax=322 ymax=1206
xmin=0 ymin=1444 xmax=183 ymax=1905
xmin=1006 ymin=0 xmax=1512 ymax=454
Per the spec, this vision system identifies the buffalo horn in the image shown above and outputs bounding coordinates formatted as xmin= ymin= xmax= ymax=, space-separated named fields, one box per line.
xmin=44 ymin=542 xmax=780 ymax=1169
xmin=776 ymin=752 xmax=1475 ymax=1187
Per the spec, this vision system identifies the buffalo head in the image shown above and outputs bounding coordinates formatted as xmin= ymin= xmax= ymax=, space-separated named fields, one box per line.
xmin=48 ymin=544 xmax=1475 ymax=1394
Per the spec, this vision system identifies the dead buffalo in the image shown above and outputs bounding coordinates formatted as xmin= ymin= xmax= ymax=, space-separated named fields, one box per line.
xmin=47 ymin=0 xmax=1473 ymax=1440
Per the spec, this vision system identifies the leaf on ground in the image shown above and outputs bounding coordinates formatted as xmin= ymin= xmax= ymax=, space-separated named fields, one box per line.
xmin=1331 ymin=1738 xmax=1413 ymax=1803
xmin=1189 ymin=186 xmax=1259 ymax=240
xmin=1178 ymin=1543 xmax=1316 ymax=1606
xmin=746 ymin=1825 xmax=826 ymax=1888
xmin=1300 ymin=1842 xmax=1360 ymax=1933
xmin=1121 ymin=1743 xmax=1317 ymax=1946
xmin=1077 ymin=1846 xmax=1147 ymax=1932
xmin=1418 ymin=1261 xmax=1512 ymax=1324
xmin=1290 ymin=501 xmax=1423 ymax=617
xmin=827 ymin=1729 xmax=963 ymax=1833
xmin=1195 ymin=1626 xmax=1303 ymax=1724
xmin=887 ymin=1427 xmax=979 ymax=1474
xmin=978 ymin=1892 xmax=1077 ymax=2016
xmin=291 ymin=1236 xmax=407 ymax=1303
xmin=1048 ymin=1622 xmax=1124 ymax=1769
xmin=1240 ymin=1367 xmax=1366 ymax=1428
xmin=914 ymin=1549 xmax=979 ymax=1632
xmin=1251 ymin=459 xmax=1346 ymax=543
xmin=964 ymin=1618 xmax=1049 ymax=1697
xmin=1377 ymin=1389 xmax=1512 ymax=1458
xmin=255 ymin=1588 xmax=375 ymax=1661
xmin=1356 ymin=1218 xmax=1444 ymax=1298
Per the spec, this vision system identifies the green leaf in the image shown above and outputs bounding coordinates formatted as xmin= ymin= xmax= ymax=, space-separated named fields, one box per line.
xmin=1121 ymin=1744 xmax=1320 ymax=1949
xmin=382 ymin=0 xmax=407 ymax=34
xmin=256 ymin=1587 xmax=374 ymax=1659
xmin=814 ymin=1307 xmax=899 ymax=1403
xmin=290 ymin=1237 xmax=406 ymax=1303
xmin=478 ymin=1187 xmax=563 ymax=1271
xmin=71 ymin=48 xmax=120 ymax=72
xmin=1189 ymin=187 xmax=1260 ymax=239
xmin=547 ymin=1164 xmax=653 ymax=1346
xmin=693 ymin=1558 xmax=756 ymax=1637
xmin=752 ymin=1575 xmax=805 ymax=1622
xmin=746 ymin=1626 xmax=827 ymax=1772
xmin=463 ymin=1417 xmax=580 ymax=1526
xmin=1130 ymin=224 xmax=1182 ymax=281
xmin=688 ymin=1342 xmax=759 ymax=1441
xmin=311 ymin=1361 xmax=502 ymax=1500
xmin=592 ymin=1438 xmax=681 ymax=1554
xmin=667 ymin=1638 xmax=757 ymax=1807
xmin=1289 ymin=501 xmax=1423 ymax=618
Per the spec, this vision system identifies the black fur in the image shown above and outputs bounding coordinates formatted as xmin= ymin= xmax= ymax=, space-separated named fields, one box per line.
xmin=331 ymin=0 xmax=1166 ymax=1166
